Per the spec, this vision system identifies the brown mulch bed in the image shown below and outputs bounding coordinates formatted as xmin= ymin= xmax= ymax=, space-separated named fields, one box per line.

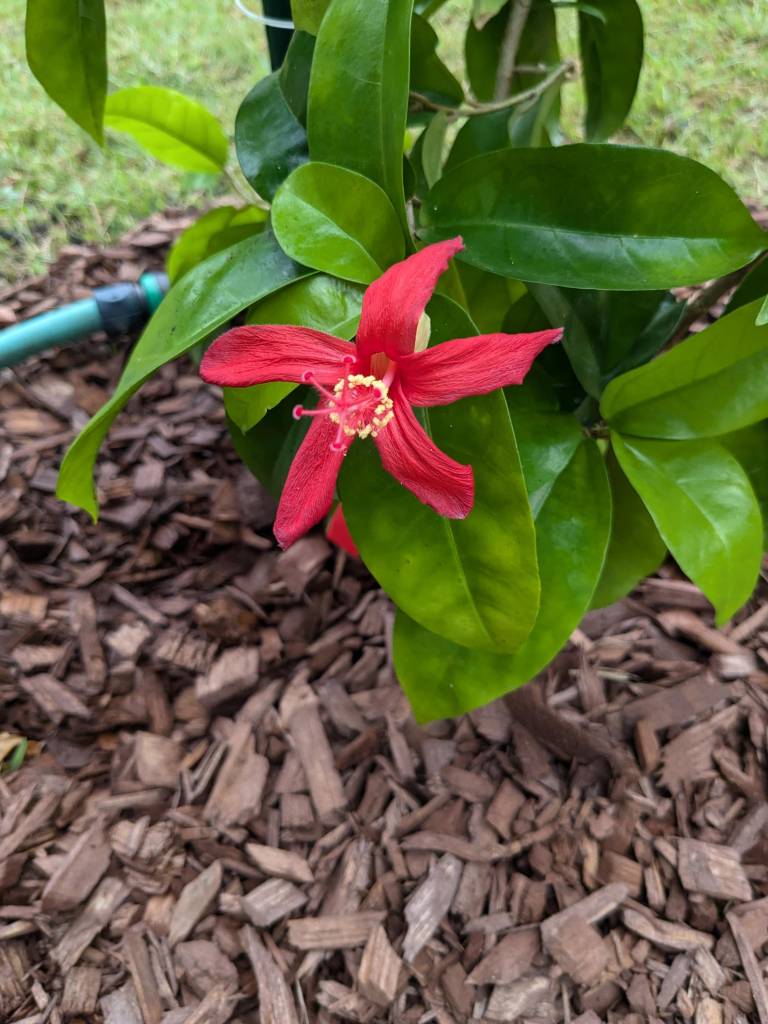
xmin=2 ymin=220 xmax=768 ymax=1024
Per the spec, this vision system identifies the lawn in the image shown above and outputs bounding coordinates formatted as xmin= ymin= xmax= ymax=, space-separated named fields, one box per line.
xmin=1 ymin=0 xmax=766 ymax=287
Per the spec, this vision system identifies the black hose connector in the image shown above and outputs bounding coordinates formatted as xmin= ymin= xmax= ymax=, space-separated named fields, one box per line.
xmin=93 ymin=273 xmax=170 ymax=337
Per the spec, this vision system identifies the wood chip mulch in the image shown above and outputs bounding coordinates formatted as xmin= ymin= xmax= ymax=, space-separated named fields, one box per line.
xmin=2 ymin=218 xmax=768 ymax=1024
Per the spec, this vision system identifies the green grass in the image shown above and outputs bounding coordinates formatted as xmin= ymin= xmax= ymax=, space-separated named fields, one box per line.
xmin=1 ymin=0 xmax=766 ymax=287
xmin=1 ymin=0 xmax=270 ymax=286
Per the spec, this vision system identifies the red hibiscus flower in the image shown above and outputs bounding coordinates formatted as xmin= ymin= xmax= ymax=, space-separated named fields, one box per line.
xmin=201 ymin=238 xmax=562 ymax=549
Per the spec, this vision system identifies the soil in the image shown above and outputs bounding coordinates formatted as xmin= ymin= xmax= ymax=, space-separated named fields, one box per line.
xmin=1 ymin=216 xmax=768 ymax=1024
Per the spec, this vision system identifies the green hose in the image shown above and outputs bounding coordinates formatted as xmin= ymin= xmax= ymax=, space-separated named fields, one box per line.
xmin=0 ymin=271 xmax=169 ymax=369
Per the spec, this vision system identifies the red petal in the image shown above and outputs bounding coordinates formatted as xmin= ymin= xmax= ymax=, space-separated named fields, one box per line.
xmin=326 ymin=504 xmax=359 ymax=557
xmin=374 ymin=379 xmax=473 ymax=518
xmin=200 ymin=324 xmax=356 ymax=387
xmin=356 ymin=238 xmax=465 ymax=362
xmin=273 ymin=406 xmax=353 ymax=549
xmin=399 ymin=328 xmax=562 ymax=406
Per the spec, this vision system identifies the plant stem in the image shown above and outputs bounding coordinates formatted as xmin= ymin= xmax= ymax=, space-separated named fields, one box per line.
xmin=409 ymin=61 xmax=574 ymax=119
xmin=494 ymin=0 xmax=533 ymax=102
xmin=673 ymin=250 xmax=768 ymax=341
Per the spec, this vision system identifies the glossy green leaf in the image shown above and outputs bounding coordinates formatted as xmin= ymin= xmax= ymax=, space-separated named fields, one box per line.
xmin=721 ymin=420 xmax=768 ymax=548
xmin=403 ymin=152 xmax=418 ymax=201
xmin=458 ymin=264 xmax=525 ymax=334
xmin=601 ymin=298 xmax=768 ymax=438
xmin=530 ymin=285 xmax=684 ymax=398
xmin=278 ymin=31 xmax=316 ymax=125
xmin=227 ymin=390 xmax=312 ymax=500
xmin=410 ymin=14 xmax=464 ymax=108
xmin=272 ymin=163 xmax=405 ymax=285
xmin=25 ymin=0 xmax=107 ymax=145
xmin=511 ymin=412 xmax=583 ymax=517
xmin=57 ymin=232 xmax=310 ymax=520
xmin=226 ymin=383 xmax=297 ymax=440
xmin=590 ymin=446 xmax=665 ymax=609
xmin=393 ymin=437 xmax=610 ymax=721
xmin=503 ymin=293 xmax=587 ymax=413
xmin=224 ymin=274 xmax=364 ymax=433
xmin=758 ymin=295 xmax=768 ymax=327
xmin=507 ymin=82 xmax=559 ymax=150
xmin=612 ymin=433 xmax=762 ymax=624
xmin=104 ymin=87 xmax=227 ymax=173
xmin=724 ymin=258 xmax=768 ymax=316
xmin=579 ymin=0 xmax=643 ymax=142
xmin=443 ymin=109 xmax=511 ymax=173
xmin=420 ymin=146 xmax=768 ymax=290
xmin=235 ymin=73 xmax=308 ymax=203
xmin=290 ymin=0 xmax=330 ymax=35
xmin=420 ymin=110 xmax=448 ymax=189
xmin=504 ymin=362 xmax=560 ymax=414
xmin=339 ymin=295 xmax=540 ymax=654
xmin=307 ymin=0 xmax=412 ymax=237
xmin=167 ymin=207 xmax=267 ymax=284
xmin=502 ymin=291 xmax=551 ymax=334
xmin=465 ymin=0 xmax=560 ymax=104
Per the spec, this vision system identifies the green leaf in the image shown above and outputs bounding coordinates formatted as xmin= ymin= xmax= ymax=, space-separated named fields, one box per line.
xmin=590 ymin=446 xmax=666 ymax=609
xmin=272 ymin=163 xmax=405 ymax=285
xmin=724 ymin=258 xmax=768 ymax=316
xmin=529 ymin=285 xmax=684 ymax=398
xmin=227 ymin=390 xmax=313 ymax=500
xmin=25 ymin=0 xmax=107 ymax=145
xmin=721 ymin=420 xmax=768 ymax=549
xmin=611 ymin=433 xmax=762 ymax=624
xmin=278 ymin=31 xmax=316 ymax=126
xmin=503 ymin=293 xmax=587 ymax=413
xmin=758 ymin=295 xmax=768 ymax=327
xmin=601 ymin=298 xmax=768 ymax=438
xmin=504 ymin=362 xmax=560 ymax=414
xmin=307 ymin=0 xmax=412 ymax=238
xmin=510 ymin=411 xmax=583 ymax=517
xmin=465 ymin=0 xmax=560 ymax=104
xmin=226 ymin=382 xmax=297 ymax=440
xmin=290 ymin=0 xmax=330 ymax=35
xmin=235 ymin=73 xmax=308 ymax=203
xmin=443 ymin=109 xmax=512 ymax=173
xmin=57 ymin=232 xmax=310 ymax=520
xmin=420 ymin=110 xmax=448 ymax=189
xmin=167 ymin=207 xmax=267 ymax=284
xmin=458 ymin=264 xmax=525 ymax=334
xmin=420 ymin=146 xmax=768 ymax=290
xmin=223 ymin=274 xmax=364 ymax=433
xmin=393 ymin=436 xmax=610 ymax=721
xmin=579 ymin=0 xmax=643 ymax=142
xmin=410 ymin=14 xmax=464 ymax=108
xmin=339 ymin=295 xmax=540 ymax=655
xmin=104 ymin=87 xmax=228 ymax=173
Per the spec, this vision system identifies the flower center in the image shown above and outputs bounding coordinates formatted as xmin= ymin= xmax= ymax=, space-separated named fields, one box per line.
xmin=293 ymin=365 xmax=395 ymax=452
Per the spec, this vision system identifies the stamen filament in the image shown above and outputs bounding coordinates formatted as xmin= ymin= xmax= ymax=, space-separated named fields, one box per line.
xmin=294 ymin=371 xmax=395 ymax=446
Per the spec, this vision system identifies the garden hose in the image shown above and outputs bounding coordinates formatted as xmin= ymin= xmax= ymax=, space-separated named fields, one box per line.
xmin=0 ymin=271 xmax=170 ymax=370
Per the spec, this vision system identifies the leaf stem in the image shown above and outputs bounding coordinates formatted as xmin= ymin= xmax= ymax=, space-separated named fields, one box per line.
xmin=494 ymin=0 xmax=533 ymax=102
